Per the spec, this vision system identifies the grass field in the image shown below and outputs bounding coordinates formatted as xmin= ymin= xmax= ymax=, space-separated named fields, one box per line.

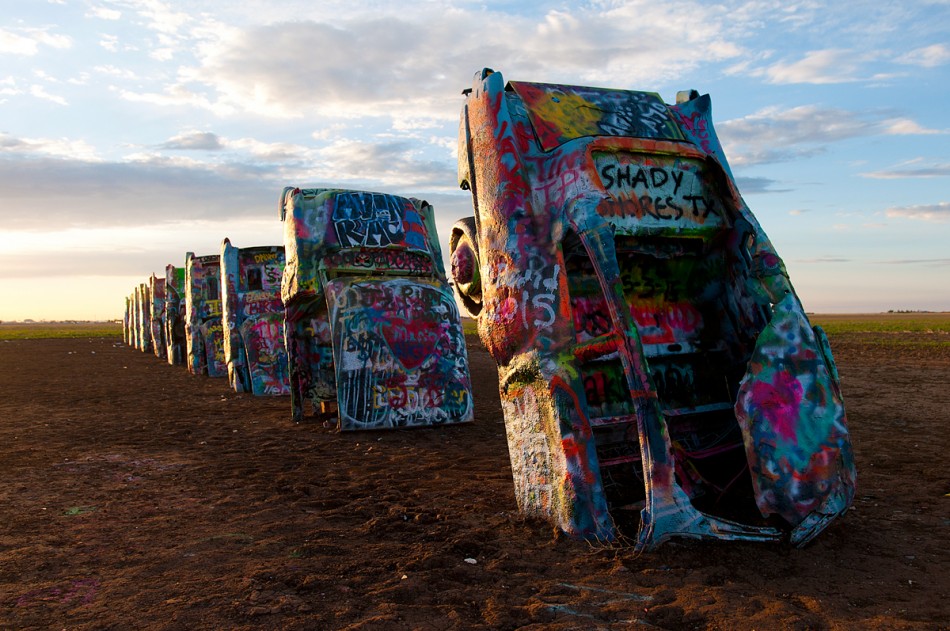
xmin=2 ymin=313 xmax=948 ymax=342
xmin=460 ymin=312 xmax=950 ymax=353
xmin=0 ymin=322 xmax=122 ymax=340
xmin=810 ymin=312 xmax=950 ymax=334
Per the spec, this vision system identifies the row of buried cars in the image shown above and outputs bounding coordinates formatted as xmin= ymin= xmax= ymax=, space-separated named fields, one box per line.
xmin=123 ymin=69 xmax=856 ymax=551
xmin=125 ymin=188 xmax=475 ymax=431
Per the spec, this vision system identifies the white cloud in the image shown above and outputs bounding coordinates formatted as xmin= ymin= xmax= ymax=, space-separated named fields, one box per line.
xmin=150 ymin=47 xmax=175 ymax=61
xmin=145 ymin=2 xmax=750 ymax=123
xmin=897 ymin=43 xmax=950 ymax=68
xmin=103 ymin=1 xmax=236 ymax=66
xmin=0 ymin=27 xmax=71 ymax=55
xmin=0 ymin=130 xmax=444 ymax=232
xmin=33 ymin=69 xmax=58 ymax=82
xmin=87 ymin=6 xmax=122 ymax=20
xmin=0 ymin=144 xmax=468 ymax=286
xmin=0 ymin=154 xmax=275 ymax=231
xmin=734 ymin=176 xmax=788 ymax=194
xmin=0 ymin=132 xmax=99 ymax=161
xmin=720 ymin=105 xmax=868 ymax=165
xmin=392 ymin=117 xmax=448 ymax=133
xmin=228 ymin=138 xmax=313 ymax=162
xmin=719 ymin=105 xmax=941 ymax=166
xmin=29 ymin=84 xmax=68 ymax=105
xmin=99 ymin=34 xmax=119 ymax=52
xmin=159 ymin=131 xmax=224 ymax=151
xmin=174 ymin=18 xmax=464 ymax=120
xmin=0 ymin=76 xmax=22 ymax=98
xmin=313 ymin=139 xmax=457 ymax=189
xmin=118 ymin=84 xmax=236 ymax=116
xmin=881 ymin=118 xmax=943 ymax=135
xmin=0 ymin=220 xmax=282 ymax=283
xmin=551 ymin=2 xmax=744 ymax=82
xmin=154 ymin=130 xmax=313 ymax=162
xmin=67 ymin=72 xmax=91 ymax=85
xmin=95 ymin=64 xmax=137 ymax=79
xmin=885 ymin=202 xmax=950 ymax=222
xmin=760 ymin=49 xmax=866 ymax=84
xmin=861 ymin=159 xmax=950 ymax=179
xmin=136 ymin=0 xmax=193 ymax=36
xmin=311 ymin=123 xmax=350 ymax=141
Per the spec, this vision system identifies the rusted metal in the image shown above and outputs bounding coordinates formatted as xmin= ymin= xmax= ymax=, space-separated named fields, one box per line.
xmin=279 ymin=187 xmax=474 ymax=430
xmin=164 ymin=264 xmax=187 ymax=366
xmin=221 ymin=239 xmax=290 ymax=395
xmin=452 ymin=69 xmax=855 ymax=549
xmin=185 ymin=252 xmax=226 ymax=378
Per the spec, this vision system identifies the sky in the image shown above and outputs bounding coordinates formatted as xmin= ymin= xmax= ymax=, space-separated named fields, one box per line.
xmin=1 ymin=0 xmax=948 ymax=321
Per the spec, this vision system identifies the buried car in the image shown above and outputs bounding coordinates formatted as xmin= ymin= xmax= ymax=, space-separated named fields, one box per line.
xmin=134 ymin=282 xmax=152 ymax=353
xmin=279 ymin=187 xmax=473 ymax=430
xmin=185 ymin=252 xmax=227 ymax=378
xmin=123 ymin=295 xmax=131 ymax=347
xmin=221 ymin=239 xmax=290 ymax=396
xmin=165 ymin=264 xmax=187 ymax=366
xmin=450 ymin=68 xmax=855 ymax=550
xmin=149 ymin=273 xmax=167 ymax=360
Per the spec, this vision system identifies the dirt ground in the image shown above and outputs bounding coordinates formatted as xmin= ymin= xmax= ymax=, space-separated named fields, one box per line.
xmin=0 ymin=330 xmax=948 ymax=630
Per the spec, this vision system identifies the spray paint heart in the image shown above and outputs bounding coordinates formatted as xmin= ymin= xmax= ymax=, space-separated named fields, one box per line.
xmin=380 ymin=317 xmax=442 ymax=370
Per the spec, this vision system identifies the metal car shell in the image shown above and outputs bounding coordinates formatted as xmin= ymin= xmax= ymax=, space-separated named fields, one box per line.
xmin=149 ymin=273 xmax=167 ymax=360
xmin=451 ymin=68 xmax=855 ymax=550
xmin=279 ymin=187 xmax=474 ymax=430
xmin=135 ymin=282 xmax=152 ymax=354
xmin=164 ymin=264 xmax=187 ymax=366
xmin=221 ymin=239 xmax=291 ymax=396
xmin=185 ymin=252 xmax=227 ymax=378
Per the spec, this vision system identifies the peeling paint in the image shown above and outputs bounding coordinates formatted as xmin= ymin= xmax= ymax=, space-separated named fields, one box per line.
xmin=185 ymin=252 xmax=226 ymax=378
xmin=221 ymin=239 xmax=290 ymax=396
xmin=280 ymin=187 xmax=473 ymax=430
xmin=164 ymin=264 xmax=187 ymax=366
xmin=452 ymin=69 xmax=855 ymax=549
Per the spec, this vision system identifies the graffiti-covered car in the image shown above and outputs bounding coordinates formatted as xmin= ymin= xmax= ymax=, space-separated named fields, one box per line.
xmin=221 ymin=239 xmax=290 ymax=396
xmin=165 ymin=264 xmax=187 ymax=366
xmin=123 ymin=294 xmax=132 ymax=347
xmin=451 ymin=68 xmax=855 ymax=549
xmin=280 ymin=187 xmax=474 ymax=430
xmin=149 ymin=273 xmax=167 ymax=360
xmin=185 ymin=252 xmax=227 ymax=378
xmin=135 ymin=282 xmax=152 ymax=353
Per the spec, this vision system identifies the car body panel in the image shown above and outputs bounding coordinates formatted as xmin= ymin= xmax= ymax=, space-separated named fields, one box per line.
xmin=185 ymin=252 xmax=227 ymax=378
xmin=149 ymin=274 xmax=167 ymax=360
xmin=734 ymin=294 xmax=854 ymax=545
xmin=123 ymin=296 xmax=131 ymax=346
xmin=325 ymin=277 xmax=473 ymax=430
xmin=221 ymin=239 xmax=291 ymax=396
xmin=135 ymin=282 xmax=152 ymax=353
xmin=280 ymin=187 xmax=473 ymax=429
xmin=164 ymin=264 xmax=187 ymax=366
xmin=453 ymin=69 xmax=855 ymax=549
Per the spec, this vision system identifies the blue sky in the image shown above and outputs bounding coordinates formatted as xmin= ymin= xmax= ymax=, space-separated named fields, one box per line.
xmin=1 ymin=0 xmax=948 ymax=320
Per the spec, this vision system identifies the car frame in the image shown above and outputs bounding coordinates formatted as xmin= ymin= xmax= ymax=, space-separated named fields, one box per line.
xmin=185 ymin=252 xmax=227 ymax=378
xmin=279 ymin=187 xmax=474 ymax=430
xmin=451 ymin=68 xmax=855 ymax=550
xmin=135 ymin=282 xmax=152 ymax=353
xmin=164 ymin=264 xmax=187 ymax=366
xmin=221 ymin=239 xmax=291 ymax=396
xmin=149 ymin=273 xmax=167 ymax=360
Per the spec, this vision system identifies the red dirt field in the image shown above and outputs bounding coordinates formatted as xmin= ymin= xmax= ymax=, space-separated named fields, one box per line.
xmin=0 ymin=331 xmax=948 ymax=630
